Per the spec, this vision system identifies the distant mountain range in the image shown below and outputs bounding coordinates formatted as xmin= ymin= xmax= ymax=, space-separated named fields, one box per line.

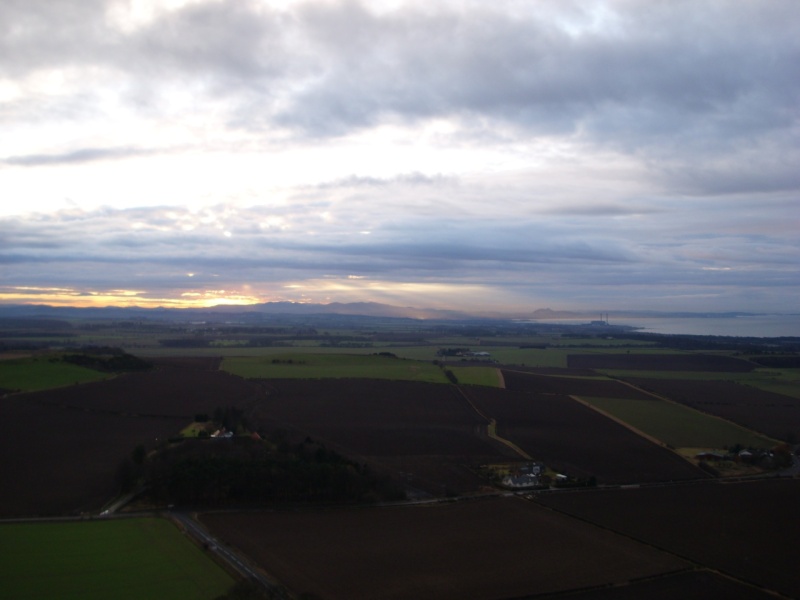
xmin=0 ymin=301 xmax=469 ymax=322
xmin=0 ymin=301 xmax=771 ymax=323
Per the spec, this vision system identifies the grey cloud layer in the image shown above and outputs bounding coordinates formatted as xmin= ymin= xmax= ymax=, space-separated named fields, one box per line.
xmin=2 ymin=194 xmax=796 ymax=310
xmin=4 ymin=2 xmax=798 ymax=150
xmin=2 ymin=1 xmax=798 ymax=311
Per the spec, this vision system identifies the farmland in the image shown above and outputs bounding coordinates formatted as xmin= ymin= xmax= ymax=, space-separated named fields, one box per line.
xmin=462 ymin=385 xmax=708 ymax=483
xmin=568 ymin=352 xmax=756 ymax=372
xmin=625 ymin=377 xmax=800 ymax=442
xmin=0 ymin=354 xmax=111 ymax=392
xmin=250 ymin=378 xmax=515 ymax=495
xmin=0 ymin=358 xmax=260 ymax=516
xmin=449 ymin=365 xmax=502 ymax=387
xmin=0 ymin=518 xmax=234 ymax=600
xmin=578 ymin=396 xmax=776 ymax=449
xmin=501 ymin=369 xmax=652 ymax=399
xmin=222 ymin=352 xmax=449 ymax=383
xmin=201 ymin=496 xmax=687 ymax=600
xmin=0 ymin=395 xmax=186 ymax=516
xmin=1 ymin=312 xmax=799 ymax=599
xmin=534 ymin=570 xmax=776 ymax=599
xmin=538 ymin=479 xmax=800 ymax=599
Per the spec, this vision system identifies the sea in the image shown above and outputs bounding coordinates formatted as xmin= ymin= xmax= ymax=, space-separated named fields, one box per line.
xmin=606 ymin=314 xmax=800 ymax=338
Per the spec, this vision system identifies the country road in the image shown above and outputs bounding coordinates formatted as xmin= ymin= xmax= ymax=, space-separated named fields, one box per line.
xmin=169 ymin=511 xmax=286 ymax=598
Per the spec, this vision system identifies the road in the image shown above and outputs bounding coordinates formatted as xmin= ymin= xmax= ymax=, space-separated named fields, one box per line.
xmin=170 ymin=510 xmax=286 ymax=598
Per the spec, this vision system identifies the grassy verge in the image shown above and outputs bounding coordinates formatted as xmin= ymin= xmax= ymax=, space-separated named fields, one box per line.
xmin=0 ymin=518 xmax=234 ymax=600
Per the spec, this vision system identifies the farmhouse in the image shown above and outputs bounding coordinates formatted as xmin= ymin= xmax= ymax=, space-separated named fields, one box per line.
xmin=501 ymin=462 xmax=545 ymax=488
xmin=502 ymin=474 xmax=540 ymax=488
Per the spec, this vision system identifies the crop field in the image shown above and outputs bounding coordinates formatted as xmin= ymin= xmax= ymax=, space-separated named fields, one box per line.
xmin=534 ymin=569 xmax=776 ymax=600
xmin=501 ymin=369 xmax=653 ymax=399
xmin=4 ymin=315 xmax=800 ymax=599
xmin=568 ymin=353 xmax=755 ymax=372
xmin=412 ymin=346 xmax=572 ymax=367
xmin=596 ymin=368 xmax=800 ymax=399
xmin=625 ymin=377 xmax=800 ymax=442
xmin=739 ymin=368 xmax=800 ymax=399
xmin=0 ymin=359 xmax=272 ymax=516
xmin=0 ymin=395 xmax=185 ymax=516
xmin=461 ymin=386 xmax=707 ymax=484
xmin=538 ymin=479 xmax=800 ymax=599
xmin=578 ymin=396 xmax=776 ymax=449
xmin=251 ymin=379 xmax=516 ymax=494
xmin=201 ymin=496 xmax=687 ymax=600
xmin=449 ymin=366 xmax=501 ymax=387
xmin=26 ymin=363 xmax=263 ymax=418
xmin=384 ymin=346 xmax=578 ymax=365
xmin=222 ymin=353 xmax=450 ymax=383
xmin=0 ymin=518 xmax=234 ymax=600
xmin=0 ymin=355 xmax=110 ymax=392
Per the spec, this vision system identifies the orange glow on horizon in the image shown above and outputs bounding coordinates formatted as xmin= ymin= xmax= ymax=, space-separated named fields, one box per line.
xmin=0 ymin=279 xmax=519 ymax=312
xmin=0 ymin=286 xmax=272 ymax=309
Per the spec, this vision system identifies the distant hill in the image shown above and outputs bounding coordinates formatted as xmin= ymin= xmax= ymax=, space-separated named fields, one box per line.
xmin=529 ymin=308 xmax=585 ymax=319
xmin=0 ymin=302 xmax=770 ymax=323
xmin=216 ymin=301 xmax=469 ymax=320
xmin=0 ymin=301 xmax=470 ymax=322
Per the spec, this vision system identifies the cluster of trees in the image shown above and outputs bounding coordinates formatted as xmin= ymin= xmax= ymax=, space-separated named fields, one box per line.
xmin=144 ymin=434 xmax=404 ymax=506
xmin=750 ymin=356 xmax=800 ymax=368
xmin=432 ymin=359 xmax=460 ymax=383
xmin=62 ymin=348 xmax=152 ymax=372
xmin=115 ymin=443 xmax=147 ymax=493
xmin=631 ymin=333 xmax=800 ymax=353
xmin=212 ymin=406 xmax=248 ymax=433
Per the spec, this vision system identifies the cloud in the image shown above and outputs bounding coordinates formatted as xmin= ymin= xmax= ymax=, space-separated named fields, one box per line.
xmin=1 ymin=196 xmax=797 ymax=312
xmin=1 ymin=1 xmax=798 ymax=313
xmin=5 ymin=2 xmax=797 ymax=141
xmin=4 ymin=146 xmax=149 ymax=166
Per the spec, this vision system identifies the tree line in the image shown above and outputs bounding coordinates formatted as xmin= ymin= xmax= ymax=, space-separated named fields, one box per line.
xmin=140 ymin=433 xmax=404 ymax=507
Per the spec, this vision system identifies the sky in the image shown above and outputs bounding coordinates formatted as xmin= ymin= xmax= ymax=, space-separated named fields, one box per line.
xmin=1 ymin=0 xmax=798 ymax=315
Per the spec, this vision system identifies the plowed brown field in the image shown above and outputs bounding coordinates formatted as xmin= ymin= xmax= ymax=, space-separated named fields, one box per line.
xmin=502 ymin=369 xmax=653 ymax=399
xmin=536 ymin=569 xmax=775 ymax=600
xmin=19 ymin=361 xmax=262 ymax=417
xmin=201 ymin=496 xmax=687 ymax=600
xmin=0 ymin=360 xmax=260 ymax=516
xmin=251 ymin=379 xmax=516 ymax=494
xmin=462 ymin=386 xmax=708 ymax=483
xmin=538 ymin=479 xmax=800 ymax=598
xmin=0 ymin=396 xmax=184 ymax=516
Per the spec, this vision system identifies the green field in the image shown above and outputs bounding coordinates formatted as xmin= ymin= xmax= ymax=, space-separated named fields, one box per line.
xmin=430 ymin=347 xmax=570 ymax=367
xmin=579 ymin=396 xmax=777 ymax=449
xmin=0 ymin=518 xmax=235 ymax=600
xmin=0 ymin=356 xmax=110 ymax=392
xmin=735 ymin=369 xmax=800 ymax=399
xmin=600 ymin=368 xmax=800 ymax=400
xmin=222 ymin=353 xmax=450 ymax=383
xmin=450 ymin=366 xmax=503 ymax=387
